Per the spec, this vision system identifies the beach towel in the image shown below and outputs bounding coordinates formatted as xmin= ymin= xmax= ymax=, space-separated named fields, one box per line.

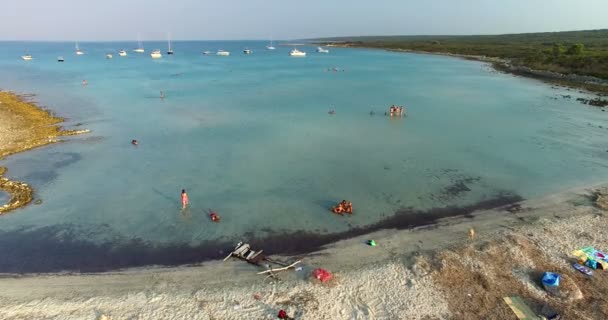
xmin=573 ymin=247 xmax=608 ymax=269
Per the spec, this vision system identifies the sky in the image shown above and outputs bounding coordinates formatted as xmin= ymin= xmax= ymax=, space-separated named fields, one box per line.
xmin=1 ymin=0 xmax=607 ymax=41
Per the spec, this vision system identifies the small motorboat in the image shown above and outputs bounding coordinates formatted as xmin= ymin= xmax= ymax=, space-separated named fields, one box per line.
xmin=202 ymin=51 xmax=211 ymax=55
xmin=150 ymin=49 xmax=162 ymax=59
xmin=118 ymin=50 xmax=127 ymax=57
xmin=316 ymin=47 xmax=329 ymax=53
xmin=243 ymin=49 xmax=252 ymax=54
xmin=57 ymin=56 xmax=64 ymax=62
xmin=216 ymin=50 xmax=230 ymax=56
xmin=289 ymin=48 xmax=306 ymax=57
xmin=106 ymin=53 xmax=113 ymax=59
xmin=21 ymin=55 xmax=33 ymax=61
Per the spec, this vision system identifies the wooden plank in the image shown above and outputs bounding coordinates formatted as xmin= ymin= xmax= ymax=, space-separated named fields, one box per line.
xmin=503 ymin=296 xmax=541 ymax=320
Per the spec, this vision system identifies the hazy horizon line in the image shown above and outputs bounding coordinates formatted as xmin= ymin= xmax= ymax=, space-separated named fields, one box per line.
xmin=1 ymin=28 xmax=606 ymax=43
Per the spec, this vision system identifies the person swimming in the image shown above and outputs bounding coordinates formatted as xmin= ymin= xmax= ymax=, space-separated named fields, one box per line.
xmin=82 ymin=80 xmax=88 ymax=86
xmin=181 ymin=189 xmax=189 ymax=209
xmin=131 ymin=139 xmax=138 ymax=146
xmin=209 ymin=209 xmax=220 ymax=222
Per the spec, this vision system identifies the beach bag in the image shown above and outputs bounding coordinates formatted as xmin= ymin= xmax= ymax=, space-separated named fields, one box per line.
xmin=312 ymin=268 xmax=333 ymax=283
xmin=541 ymin=272 xmax=560 ymax=296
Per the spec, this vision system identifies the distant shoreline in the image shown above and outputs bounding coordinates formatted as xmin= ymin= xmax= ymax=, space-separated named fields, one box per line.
xmin=322 ymin=42 xmax=608 ymax=97
xmin=0 ymin=91 xmax=89 ymax=214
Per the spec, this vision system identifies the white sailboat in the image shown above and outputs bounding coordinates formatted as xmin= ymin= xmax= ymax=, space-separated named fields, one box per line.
xmin=118 ymin=50 xmax=127 ymax=57
xmin=289 ymin=48 xmax=306 ymax=57
xmin=266 ymin=37 xmax=276 ymax=50
xmin=216 ymin=50 xmax=230 ymax=56
xmin=133 ymin=34 xmax=145 ymax=53
xmin=75 ymin=42 xmax=84 ymax=55
xmin=167 ymin=32 xmax=174 ymax=55
xmin=150 ymin=49 xmax=162 ymax=59
xmin=21 ymin=54 xmax=33 ymax=61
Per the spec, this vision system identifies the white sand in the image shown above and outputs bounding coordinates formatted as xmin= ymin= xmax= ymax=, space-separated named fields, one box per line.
xmin=0 ymin=183 xmax=605 ymax=319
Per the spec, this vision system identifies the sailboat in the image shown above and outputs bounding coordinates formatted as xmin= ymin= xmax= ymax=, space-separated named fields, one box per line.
xmin=167 ymin=32 xmax=174 ymax=55
xmin=75 ymin=42 xmax=84 ymax=55
xmin=118 ymin=50 xmax=127 ymax=57
xmin=133 ymin=34 xmax=145 ymax=53
xmin=266 ymin=37 xmax=276 ymax=50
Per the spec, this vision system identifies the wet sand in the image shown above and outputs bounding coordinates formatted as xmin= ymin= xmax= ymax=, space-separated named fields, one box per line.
xmin=0 ymin=91 xmax=88 ymax=214
xmin=1 ymin=184 xmax=607 ymax=319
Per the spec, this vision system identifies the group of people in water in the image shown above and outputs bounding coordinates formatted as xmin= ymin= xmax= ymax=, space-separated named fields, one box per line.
xmin=331 ymin=200 xmax=353 ymax=214
xmin=387 ymin=105 xmax=406 ymax=117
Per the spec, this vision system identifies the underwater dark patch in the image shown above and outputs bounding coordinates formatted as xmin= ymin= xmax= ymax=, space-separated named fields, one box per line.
xmin=0 ymin=192 xmax=522 ymax=274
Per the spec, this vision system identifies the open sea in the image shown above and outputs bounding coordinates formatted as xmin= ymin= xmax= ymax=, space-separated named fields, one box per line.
xmin=0 ymin=41 xmax=607 ymax=272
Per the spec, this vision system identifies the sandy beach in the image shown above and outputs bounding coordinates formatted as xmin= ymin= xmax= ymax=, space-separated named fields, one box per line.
xmin=0 ymin=182 xmax=607 ymax=319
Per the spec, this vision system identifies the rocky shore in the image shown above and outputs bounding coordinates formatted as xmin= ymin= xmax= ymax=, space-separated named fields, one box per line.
xmin=0 ymin=91 xmax=89 ymax=214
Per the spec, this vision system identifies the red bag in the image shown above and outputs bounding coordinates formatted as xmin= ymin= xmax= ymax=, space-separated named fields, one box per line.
xmin=312 ymin=268 xmax=333 ymax=283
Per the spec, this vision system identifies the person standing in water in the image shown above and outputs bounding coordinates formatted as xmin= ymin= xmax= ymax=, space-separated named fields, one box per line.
xmin=181 ymin=189 xmax=189 ymax=209
xmin=160 ymin=91 xmax=165 ymax=100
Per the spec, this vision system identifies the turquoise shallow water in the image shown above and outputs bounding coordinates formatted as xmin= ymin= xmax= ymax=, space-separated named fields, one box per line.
xmin=0 ymin=41 xmax=607 ymax=271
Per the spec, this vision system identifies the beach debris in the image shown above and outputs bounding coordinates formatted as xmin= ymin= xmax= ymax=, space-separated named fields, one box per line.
xmin=278 ymin=309 xmax=294 ymax=319
xmin=541 ymin=272 xmax=583 ymax=301
xmin=573 ymin=246 xmax=608 ymax=269
xmin=224 ymin=242 xmax=301 ymax=279
xmin=223 ymin=242 xmax=265 ymax=264
xmin=541 ymin=272 xmax=560 ymax=296
xmin=312 ymin=268 xmax=333 ymax=283
xmin=572 ymin=263 xmax=593 ymax=276
xmin=367 ymin=240 xmax=377 ymax=246
xmin=503 ymin=296 xmax=541 ymax=320
xmin=257 ymin=260 xmax=302 ymax=275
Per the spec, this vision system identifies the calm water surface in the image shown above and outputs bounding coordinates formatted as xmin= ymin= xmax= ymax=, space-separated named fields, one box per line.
xmin=0 ymin=41 xmax=607 ymax=271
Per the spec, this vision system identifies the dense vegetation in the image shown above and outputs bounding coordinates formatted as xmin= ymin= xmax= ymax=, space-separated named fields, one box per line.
xmin=316 ymin=30 xmax=608 ymax=81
